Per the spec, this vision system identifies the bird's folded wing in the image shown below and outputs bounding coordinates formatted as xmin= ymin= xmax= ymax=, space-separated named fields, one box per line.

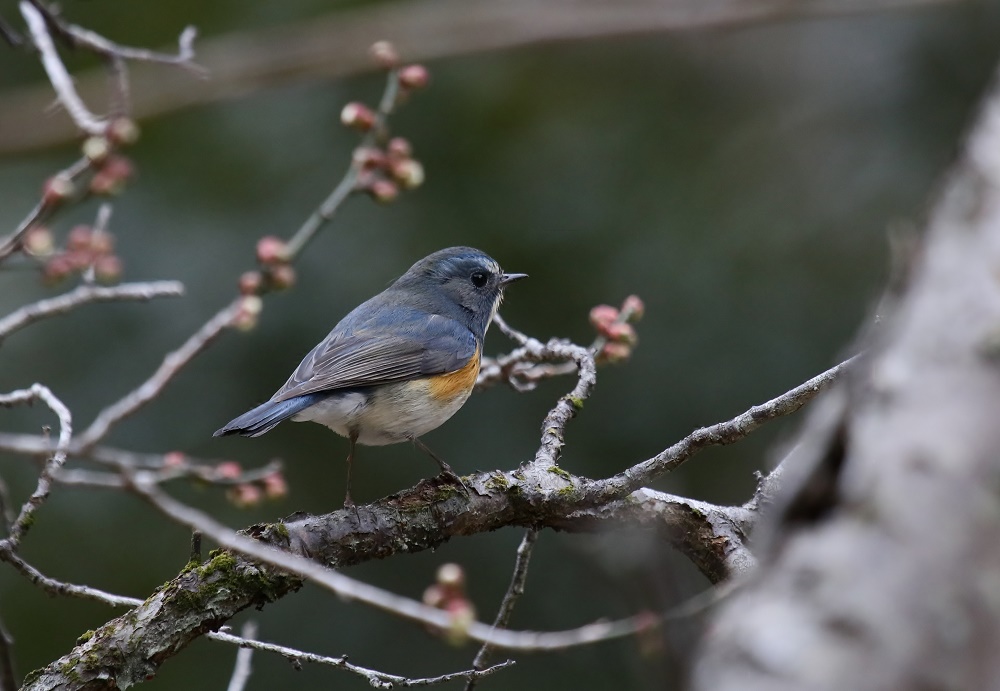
xmin=271 ymin=313 xmax=477 ymax=402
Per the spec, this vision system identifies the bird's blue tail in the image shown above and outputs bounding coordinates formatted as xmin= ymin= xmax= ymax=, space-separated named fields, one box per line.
xmin=213 ymin=393 xmax=325 ymax=438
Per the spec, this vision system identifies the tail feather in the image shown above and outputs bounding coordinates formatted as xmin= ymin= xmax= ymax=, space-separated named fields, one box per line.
xmin=213 ymin=393 xmax=325 ymax=438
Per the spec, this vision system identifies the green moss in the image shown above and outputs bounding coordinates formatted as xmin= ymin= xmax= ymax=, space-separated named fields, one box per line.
xmin=564 ymin=395 xmax=585 ymax=411
xmin=274 ymin=522 xmax=289 ymax=539
xmin=75 ymin=630 xmax=95 ymax=645
xmin=59 ymin=656 xmax=83 ymax=683
xmin=485 ymin=473 xmax=510 ymax=491
xmin=556 ymin=484 xmax=576 ymax=497
xmin=22 ymin=668 xmax=43 ymax=685
xmin=547 ymin=466 xmax=572 ymax=481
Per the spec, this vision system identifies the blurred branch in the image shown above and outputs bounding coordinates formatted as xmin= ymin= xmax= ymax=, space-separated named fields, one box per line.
xmin=0 ymin=548 xmax=141 ymax=608
xmin=224 ymin=621 xmax=256 ymax=691
xmin=466 ymin=528 xmax=538 ymax=691
xmin=75 ymin=299 xmax=242 ymax=451
xmin=211 ymin=627 xmax=514 ymax=688
xmin=0 ymin=0 xmax=957 ymax=154
xmin=0 ymin=613 xmax=15 ymax=691
xmin=0 ymin=280 xmax=184 ymax=343
xmin=693 ymin=56 xmax=1000 ymax=691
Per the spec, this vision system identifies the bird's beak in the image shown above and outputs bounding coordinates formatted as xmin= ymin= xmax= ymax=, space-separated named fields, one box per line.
xmin=500 ymin=272 xmax=528 ymax=285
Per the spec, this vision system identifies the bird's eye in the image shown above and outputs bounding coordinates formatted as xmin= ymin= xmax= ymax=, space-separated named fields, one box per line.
xmin=470 ymin=271 xmax=488 ymax=288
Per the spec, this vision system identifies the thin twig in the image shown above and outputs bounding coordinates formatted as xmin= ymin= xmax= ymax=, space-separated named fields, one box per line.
xmin=209 ymin=628 xmax=514 ymax=688
xmin=225 ymin=621 xmax=257 ymax=691
xmin=466 ymin=528 xmax=538 ymax=691
xmin=0 ymin=613 xmax=15 ymax=691
xmin=20 ymin=1 xmax=106 ymax=135
xmin=0 ymin=384 xmax=72 ymax=547
xmin=0 ymin=548 xmax=140 ymax=608
xmin=282 ymin=66 xmax=400 ymax=259
xmin=0 ymin=158 xmax=89 ymax=262
xmin=0 ymin=475 xmax=13 ymax=535
xmin=76 ymin=298 xmax=242 ymax=450
xmin=0 ymin=281 xmax=184 ymax=343
xmin=592 ymin=354 xmax=860 ymax=502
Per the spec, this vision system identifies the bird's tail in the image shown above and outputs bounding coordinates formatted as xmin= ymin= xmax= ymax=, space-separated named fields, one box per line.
xmin=213 ymin=394 xmax=324 ymax=438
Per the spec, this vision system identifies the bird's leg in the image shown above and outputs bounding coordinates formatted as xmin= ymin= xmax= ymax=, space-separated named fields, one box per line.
xmin=343 ymin=431 xmax=360 ymax=514
xmin=409 ymin=435 xmax=469 ymax=494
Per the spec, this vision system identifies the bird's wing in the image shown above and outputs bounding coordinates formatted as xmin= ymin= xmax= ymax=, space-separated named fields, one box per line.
xmin=271 ymin=310 xmax=478 ymax=402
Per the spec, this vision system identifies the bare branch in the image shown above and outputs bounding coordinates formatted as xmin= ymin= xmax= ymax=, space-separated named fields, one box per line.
xmin=0 ymin=548 xmax=141 ymax=608
xmin=19 ymin=1 xmax=106 ymax=135
xmin=466 ymin=528 xmax=538 ymax=691
xmin=0 ymin=613 xmax=15 ymax=691
xmin=0 ymin=0 xmax=959 ymax=155
xmin=210 ymin=628 xmax=514 ymax=689
xmin=224 ymin=621 xmax=257 ymax=691
xmin=0 ymin=384 xmax=72 ymax=547
xmin=0 ymin=281 xmax=184 ymax=343
xmin=76 ymin=299 xmax=242 ymax=450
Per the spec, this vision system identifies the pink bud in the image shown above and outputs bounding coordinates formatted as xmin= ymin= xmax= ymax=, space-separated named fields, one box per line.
xmin=268 ymin=264 xmax=296 ymax=291
xmin=436 ymin=563 xmax=465 ymax=590
xmin=82 ymin=136 xmax=111 ymax=165
xmin=423 ymin=584 xmax=446 ymax=608
xmin=106 ymin=117 xmax=140 ymax=146
xmin=398 ymin=64 xmax=430 ymax=90
xmin=589 ymin=305 xmax=619 ymax=331
xmin=340 ymin=102 xmax=375 ymax=131
xmin=368 ymin=179 xmax=399 ymax=204
xmin=239 ymin=271 xmax=263 ymax=296
xmin=389 ymin=159 xmax=424 ymax=190
xmin=22 ymin=226 xmax=54 ymax=257
xmin=163 ymin=451 xmax=187 ymax=469
xmin=256 ymin=236 xmax=289 ymax=265
xmin=604 ymin=322 xmax=637 ymax=345
xmin=94 ymin=255 xmax=123 ymax=284
xmin=352 ymin=146 xmax=387 ymax=170
xmin=600 ymin=342 xmax=632 ymax=364
xmin=369 ymin=40 xmax=400 ymax=69
xmin=215 ymin=461 xmax=243 ymax=479
xmin=67 ymin=225 xmax=93 ymax=251
xmin=262 ymin=471 xmax=288 ymax=499
xmin=621 ymin=295 xmax=645 ymax=322
xmin=228 ymin=483 xmax=263 ymax=508
xmin=386 ymin=137 xmax=412 ymax=160
xmin=41 ymin=174 xmax=75 ymax=206
xmin=42 ymin=255 xmax=74 ymax=284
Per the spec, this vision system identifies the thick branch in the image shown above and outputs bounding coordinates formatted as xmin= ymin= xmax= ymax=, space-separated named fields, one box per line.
xmin=693 ymin=59 xmax=1000 ymax=691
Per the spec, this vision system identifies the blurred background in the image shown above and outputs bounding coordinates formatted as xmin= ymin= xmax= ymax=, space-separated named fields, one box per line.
xmin=2 ymin=0 xmax=1000 ymax=688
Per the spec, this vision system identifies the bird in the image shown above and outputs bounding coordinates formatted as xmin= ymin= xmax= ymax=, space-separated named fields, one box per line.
xmin=214 ymin=246 xmax=527 ymax=507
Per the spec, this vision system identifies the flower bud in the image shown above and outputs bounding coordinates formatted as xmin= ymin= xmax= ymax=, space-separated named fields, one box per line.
xmin=88 ymin=231 xmax=115 ymax=256
xmin=436 ymin=563 xmax=465 ymax=591
xmin=256 ymin=236 xmax=289 ymax=265
xmin=268 ymin=264 xmax=297 ymax=291
xmin=352 ymin=146 xmax=387 ymax=170
xmin=621 ymin=295 xmax=645 ymax=322
xmin=369 ymin=40 xmax=400 ymax=69
xmin=239 ymin=271 xmax=263 ymax=296
xmin=340 ymin=102 xmax=375 ymax=131
xmin=41 ymin=174 xmax=75 ymax=206
xmin=234 ymin=295 xmax=263 ymax=331
xmin=604 ymin=322 xmax=637 ymax=346
xmin=163 ymin=451 xmax=187 ymax=469
xmin=42 ymin=254 xmax=74 ymax=284
xmin=94 ymin=255 xmax=123 ymax=284
xmin=423 ymin=584 xmax=446 ymax=609
xmin=22 ymin=226 xmax=54 ymax=257
xmin=106 ymin=117 xmax=140 ymax=146
xmin=215 ymin=461 xmax=243 ymax=479
xmin=445 ymin=599 xmax=475 ymax=646
xmin=599 ymin=341 xmax=632 ymax=364
xmin=67 ymin=225 xmax=93 ymax=251
xmin=398 ymin=64 xmax=430 ymax=90
xmin=82 ymin=136 xmax=112 ymax=165
xmin=589 ymin=305 xmax=619 ymax=331
xmin=386 ymin=137 xmax=412 ymax=160
xmin=262 ymin=471 xmax=288 ymax=499
xmin=227 ymin=483 xmax=263 ymax=508
xmin=368 ymin=179 xmax=399 ymax=204
xmin=389 ymin=159 xmax=424 ymax=190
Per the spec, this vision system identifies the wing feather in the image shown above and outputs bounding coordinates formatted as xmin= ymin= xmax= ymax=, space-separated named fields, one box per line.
xmin=271 ymin=307 xmax=477 ymax=402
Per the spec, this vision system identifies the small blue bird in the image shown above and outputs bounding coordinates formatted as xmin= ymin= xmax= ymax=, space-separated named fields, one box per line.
xmin=214 ymin=246 xmax=526 ymax=507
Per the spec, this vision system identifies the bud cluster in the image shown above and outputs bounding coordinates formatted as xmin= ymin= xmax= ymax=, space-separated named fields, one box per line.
xmin=422 ymin=562 xmax=476 ymax=645
xmin=353 ymin=136 xmax=425 ymax=203
xmin=40 ymin=224 xmax=123 ymax=284
xmin=590 ymin=294 xmax=645 ymax=363
xmin=209 ymin=459 xmax=289 ymax=507
xmin=231 ymin=236 xmax=298 ymax=330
